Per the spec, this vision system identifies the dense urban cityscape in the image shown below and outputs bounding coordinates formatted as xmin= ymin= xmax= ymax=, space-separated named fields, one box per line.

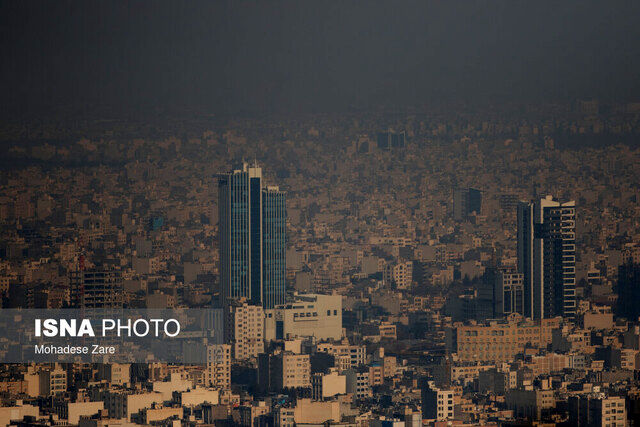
xmin=0 ymin=100 xmax=639 ymax=426
xmin=4 ymin=1 xmax=640 ymax=425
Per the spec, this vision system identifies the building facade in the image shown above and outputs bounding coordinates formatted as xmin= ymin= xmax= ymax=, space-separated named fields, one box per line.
xmin=224 ymin=300 xmax=264 ymax=361
xmin=217 ymin=162 xmax=286 ymax=309
xmin=568 ymin=394 xmax=626 ymax=427
xmin=70 ymin=269 xmax=123 ymax=308
xmin=421 ymin=380 xmax=454 ymax=422
xmin=206 ymin=344 xmax=231 ymax=389
xmin=264 ymin=293 xmax=343 ymax=341
xmin=518 ymin=195 xmax=576 ymax=319
xmin=258 ymin=351 xmax=310 ymax=391
xmin=447 ymin=316 xmax=562 ymax=363
xmin=262 ymin=186 xmax=286 ymax=309
xmin=383 ymin=261 xmax=413 ymax=289
xmin=494 ymin=270 xmax=525 ymax=317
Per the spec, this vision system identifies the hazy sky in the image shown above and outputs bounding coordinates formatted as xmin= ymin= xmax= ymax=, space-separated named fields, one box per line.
xmin=2 ymin=0 xmax=640 ymax=114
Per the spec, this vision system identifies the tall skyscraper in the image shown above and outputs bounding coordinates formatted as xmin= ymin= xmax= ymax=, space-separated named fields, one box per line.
xmin=217 ymin=162 xmax=286 ymax=309
xmin=262 ymin=186 xmax=286 ymax=309
xmin=517 ymin=195 xmax=576 ymax=319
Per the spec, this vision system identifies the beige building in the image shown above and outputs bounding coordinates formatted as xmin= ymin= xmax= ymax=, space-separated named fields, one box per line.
xmin=225 ymin=301 xmax=264 ymax=360
xmin=280 ymin=353 xmax=310 ymax=389
xmin=276 ymin=398 xmax=341 ymax=426
xmin=311 ymin=370 xmax=346 ymax=400
xmin=206 ymin=344 xmax=231 ymax=389
xmin=506 ymin=388 xmax=555 ymax=420
xmin=264 ymin=293 xmax=342 ymax=341
xmin=447 ymin=315 xmax=562 ymax=362
xmin=0 ymin=403 xmax=40 ymax=427
xmin=236 ymin=401 xmax=270 ymax=426
xmin=39 ymin=366 xmax=67 ymax=396
xmin=137 ymin=406 xmax=183 ymax=424
xmin=175 ymin=387 xmax=220 ymax=407
xmin=526 ymin=353 xmax=572 ymax=376
xmin=345 ymin=368 xmax=372 ymax=400
xmin=421 ymin=381 xmax=454 ymax=422
xmin=60 ymin=401 xmax=104 ymax=424
xmin=89 ymin=390 xmax=164 ymax=421
xmin=383 ymin=261 xmax=413 ymax=289
xmin=583 ymin=311 xmax=614 ymax=330
xmin=569 ymin=395 xmax=626 ymax=427
xmin=372 ymin=348 xmax=397 ymax=378
xmin=450 ymin=363 xmax=494 ymax=386
xmin=131 ymin=256 xmax=160 ymax=275
xmin=151 ymin=373 xmax=194 ymax=401
xmin=258 ymin=351 xmax=310 ymax=391
xmin=97 ymin=364 xmax=130 ymax=387
xmin=621 ymin=349 xmax=640 ymax=371
xmin=316 ymin=342 xmax=366 ymax=371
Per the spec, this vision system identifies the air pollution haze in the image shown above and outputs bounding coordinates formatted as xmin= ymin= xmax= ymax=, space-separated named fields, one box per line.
xmin=2 ymin=0 xmax=640 ymax=115
xmin=2 ymin=2 xmax=640 ymax=426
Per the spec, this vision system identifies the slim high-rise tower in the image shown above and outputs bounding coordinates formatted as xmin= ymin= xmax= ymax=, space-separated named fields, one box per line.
xmin=262 ymin=186 xmax=286 ymax=309
xmin=517 ymin=195 xmax=576 ymax=319
xmin=217 ymin=162 xmax=286 ymax=309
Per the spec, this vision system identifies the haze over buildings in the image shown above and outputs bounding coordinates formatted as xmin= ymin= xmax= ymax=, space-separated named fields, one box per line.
xmin=1 ymin=1 xmax=640 ymax=426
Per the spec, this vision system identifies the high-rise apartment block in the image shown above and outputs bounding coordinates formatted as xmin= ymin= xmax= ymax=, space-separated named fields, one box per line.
xmin=262 ymin=186 xmax=286 ymax=310
xmin=217 ymin=162 xmax=286 ymax=309
xmin=206 ymin=344 xmax=231 ymax=389
xmin=224 ymin=300 xmax=265 ymax=360
xmin=517 ymin=195 xmax=576 ymax=319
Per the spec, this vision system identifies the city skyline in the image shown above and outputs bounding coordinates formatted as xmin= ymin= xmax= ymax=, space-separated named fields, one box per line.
xmin=1 ymin=1 xmax=640 ymax=426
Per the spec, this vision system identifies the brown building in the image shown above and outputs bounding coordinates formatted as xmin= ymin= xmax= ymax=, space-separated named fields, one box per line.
xmin=446 ymin=314 xmax=562 ymax=363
